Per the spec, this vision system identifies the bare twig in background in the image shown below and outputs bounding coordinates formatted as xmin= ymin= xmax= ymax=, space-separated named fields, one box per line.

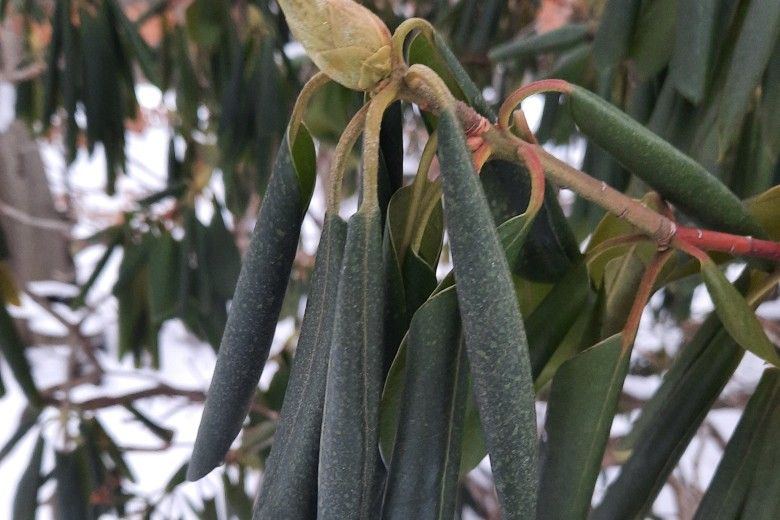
xmin=0 ymin=200 xmax=71 ymax=233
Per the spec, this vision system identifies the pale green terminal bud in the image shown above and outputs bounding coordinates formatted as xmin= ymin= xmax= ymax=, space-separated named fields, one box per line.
xmin=278 ymin=0 xmax=393 ymax=91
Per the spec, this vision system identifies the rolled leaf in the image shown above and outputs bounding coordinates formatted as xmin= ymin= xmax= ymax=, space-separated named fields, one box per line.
xmin=566 ymin=85 xmax=764 ymax=237
xmin=55 ymin=448 xmax=92 ymax=520
xmin=318 ymin=206 xmax=385 ymax=519
xmin=187 ymin=127 xmax=316 ymax=481
xmin=254 ymin=212 xmax=347 ymax=519
xmin=382 ymin=287 xmax=467 ymax=520
xmin=592 ymin=0 xmax=641 ymax=71
xmin=432 ymin=32 xmax=495 ymax=120
xmin=716 ymin=0 xmax=780 ymax=153
xmin=436 ymin=109 xmax=537 ymax=518
xmin=668 ymin=0 xmax=717 ymax=103
xmin=489 ymin=23 xmax=590 ymax=63
xmin=626 ymin=0 xmax=676 ymax=81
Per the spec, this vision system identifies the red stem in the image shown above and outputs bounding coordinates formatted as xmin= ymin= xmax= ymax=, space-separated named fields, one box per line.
xmin=676 ymin=226 xmax=780 ymax=262
xmin=498 ymin=79 xmax=573 ymax=128
xmin=622 ymin=251 xmax=672 ymax=352
xmin=517 ymin=144 xmax=546 ymax=216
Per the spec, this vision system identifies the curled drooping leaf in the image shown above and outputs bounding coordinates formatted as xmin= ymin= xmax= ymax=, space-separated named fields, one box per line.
xmin=278 ymin=0 xmax=392 ymax=91
xmin=187 ymin=127 xmax=316 ymax=481
xmin=318 ymin=206 xmax=385 ymax=519
xmin=436 ymin=109 xmax=537 ymax=518
xmin=254 ymin=213 xmax=348 ymax=519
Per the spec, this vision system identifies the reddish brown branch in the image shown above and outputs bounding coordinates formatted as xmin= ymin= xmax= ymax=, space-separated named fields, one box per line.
xmin=676 ymin=226 xmax=780 ymax=262
xmin=43 ymin=383 xmax=206 ymax=411
xmin=622 ymin=251 xmax=672 ymax=352
xmin=405 ymin=73 xmax=780 ymax=263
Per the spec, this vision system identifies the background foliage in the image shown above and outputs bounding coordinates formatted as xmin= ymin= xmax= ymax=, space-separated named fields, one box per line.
xmin=0 ymin=0 xmax=778 ymax=518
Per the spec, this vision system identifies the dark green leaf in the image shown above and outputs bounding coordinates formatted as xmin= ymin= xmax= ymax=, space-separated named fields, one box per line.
xmin=669 ymin=0 xmax=718 ymax=102
xmin=437 ymin=109 xmax=537 ymax=518
xmin=489 ymin=23 xmax=590 ymax=62
xmin=123 ymin=404 xmax=174 ymax=444
xmin=382 ymin=287 xmax=466 ymax=520
xmin=255 ymin=213 xmax=347 ymax=519
xmin=759 ymin=37 xmax=780 ymax=159
xmin=147 ymin=231 xmax=181 ymax=324
xmin=716 ymin=0 xmax=780 ymax=154
xmin=188 ymin=127 xmax=316 ymax=481
xmin=222 ymin=470 xmax=253 ymax=520
xmin=12 ymin=435 xmax=45 ymax=520
xmin=190 ymin=497 xmax=220 ymax=520
xmin=318 ymin=206 xmax=385 ymax=519
xmin=593 ymin=271 xmax=755 ymax=519
xmin=205 ymin=202 xmax=241 ymax=301
xmin=73 ymin=231 xmax=121 ymax=309
xmin=526 ymin=262 xmax=592 ymax=378
xmin=537 ymin=334 xmax=626 ymax=520
xmin=79 ymin=2 xmax=135 ymax=193
xmin=627 ymin=0 xmax=676 ymax=81
xmin=0 ymin=305 xmax=42 ymax=406
xmin=55 ymin=448 xmax=93 ymax=520
xmin=380 ymin=305 xmax=486 ymax=479
xmin=567 ymin=85 xmax=765 ymax=237
xmin=542 ymin=44 xmax=593 ymax=85
xmin=113 ymin=231 xmax=153 ymax=295
xmin=700 ymin=261 xmax=780 ymax=365
xmin=42 ymin=0 xmax=64 ymax=125
xmin=185 ymin=0 xmax=227 ymax=50
xmin=481 ymin=159 xmax=581 ymax=283
xmin=87 ymin=417 xmax=136 ymax=482
xmin=592 ymin=0 xmax=642 ymax=71
xmin=739 ymin=371 xmax=780 ymax=519
xmin=694 ymin=368 xmax=780 ymax=520
xmin=106 ymin=0 xmax=161 ymax=85
xmin=116 ymin=266 xmax=156 ymax=366
xmin=164 ymin=461 xmax=188 ymax=494
xmin=432 ymin=32 xmax=496 ymax=120
xmin=382 ymin=182 xmax=442 ymax=375
xmin=408 ymin=34 xmax=468 ymax=112
xmin=377 ymin=101 xmax=405 ymax=225
xmin=0 ymin=406 xmax=41 ymax=463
